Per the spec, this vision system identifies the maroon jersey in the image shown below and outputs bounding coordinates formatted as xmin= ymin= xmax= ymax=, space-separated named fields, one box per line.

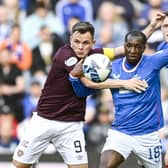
xmin=37 ymin=44 xmax=103 ymax=121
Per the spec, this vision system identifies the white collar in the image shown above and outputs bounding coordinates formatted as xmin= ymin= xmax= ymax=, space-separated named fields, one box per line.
xmin=122 ymin=56 xmax=143 ymax=73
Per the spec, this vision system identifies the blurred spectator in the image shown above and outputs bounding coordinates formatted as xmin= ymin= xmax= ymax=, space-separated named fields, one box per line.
xmin=0 ymin=105 xmax=19 ymax=153
xmin=0 ymin=23 xmax=32 ymax=71
xmin=85 ymin=89 xmax=113 ymax=124
xmin=94 ymin=1 xmax=128 ymax=47
xmin=63 ymin=16 xmax=80 ymax=43
xmin=94 ymin=23 xmax=114 ymax=48
xmin=137 ymin=0 xmax=168 ymax=29
xmin=0 ymin=47 xmax=25 ymax=122
xmin=84 ymin=105 xmax=112 ymax=149
xmin=28 ymin=0 xmax=59 ymax=15
xmin=89 ymin=0 xmax=102 ymax=20
xmin=0 ymin=5 xmax=13 ymax=41
xmin=55 ymin=0 xmax=93 ymax=31
xmin=30 ymin=25 xmax=64 ymax=75
xmin=21 ymin=1 xmax=65 ymax=49
xmin=2 ymin=0 xmax=20 ymax=23
xmin=22 ymin=79 xmax=42 ymax=119
xmin=85 ymin=90 xmax=102 ymax=123
xmin=110 ymin=0 xmax=135 ymax=29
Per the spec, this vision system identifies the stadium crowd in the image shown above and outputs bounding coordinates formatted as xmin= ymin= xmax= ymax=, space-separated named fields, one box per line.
xmin=0 ymin=0 xmax=168 ymax=167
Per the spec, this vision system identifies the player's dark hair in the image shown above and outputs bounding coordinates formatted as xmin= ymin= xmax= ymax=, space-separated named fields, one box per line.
xmin=71 ymin=21 xmax=95 ymax=38
xmin=125 ymin=30 xmax=147 ymax=45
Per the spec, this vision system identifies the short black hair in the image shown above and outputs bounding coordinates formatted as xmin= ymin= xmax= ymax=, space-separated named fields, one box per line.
xmin=125 ymin=30 xmax=147 ymax=45
xmin=71 ymin=21 xmax=95 ymax=38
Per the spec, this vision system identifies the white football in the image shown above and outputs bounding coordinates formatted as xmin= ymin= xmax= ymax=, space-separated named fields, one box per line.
xmin=83 ymin=53 xmax=112 ymax=82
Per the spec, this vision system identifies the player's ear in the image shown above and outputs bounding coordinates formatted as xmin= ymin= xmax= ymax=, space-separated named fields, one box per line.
xmin=92 ymin=39 xmax=96 ymax=47
xmin=70 ymin=35 xmax=72 ymax=43
xmin=143 ymin=44 xmax=147 ymax=52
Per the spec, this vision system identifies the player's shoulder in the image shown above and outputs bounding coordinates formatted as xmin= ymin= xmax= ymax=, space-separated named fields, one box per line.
xmin=54 ymin=44 xmax=74 ymax=60
xmin=90 ymin=48 xmax=103 ymax=54
xmin=57 ymin=44 xmax=73 ymax=55
xmin=112 ymin=57 xmax=123 ymax=65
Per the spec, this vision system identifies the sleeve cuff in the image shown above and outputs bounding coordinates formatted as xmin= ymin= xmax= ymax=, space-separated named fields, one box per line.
xmin=69 ymin=73 xmax=79 ymax=80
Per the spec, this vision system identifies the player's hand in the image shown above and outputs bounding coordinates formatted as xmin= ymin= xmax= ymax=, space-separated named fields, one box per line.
xmin=124 ymin=78 xmax=148 ymax=93
xmin=70 ymin=59 xmax=84 ymax=78
xmin=143 ymin=12 xmax=166 ymax=38
xmin=150 ymin=12 xmax=166 ymax=29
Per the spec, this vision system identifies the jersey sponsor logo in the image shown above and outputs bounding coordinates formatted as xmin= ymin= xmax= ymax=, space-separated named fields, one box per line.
xmin=112 ymin=73 xmax=120 ymax=79
xmin=65 ymin=57 xmax=78 ymax=66
xmin=119 ymin=89 xmax=132 ymax=94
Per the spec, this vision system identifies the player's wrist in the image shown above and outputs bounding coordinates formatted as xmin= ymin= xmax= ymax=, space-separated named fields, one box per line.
xmin=69 ymin=73 xmax=79 ymax=79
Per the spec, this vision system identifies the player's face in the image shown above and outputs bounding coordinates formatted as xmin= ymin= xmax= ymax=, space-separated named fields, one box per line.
xmin=161 ymin=17 xmax=168 ymax=42
xmin=70 ymin=31 xmax=95 ymax=58
xmin=124 ymin=36 xmax=145 ymax=65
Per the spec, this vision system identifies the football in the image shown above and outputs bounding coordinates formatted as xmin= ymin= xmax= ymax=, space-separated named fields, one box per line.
xmin=83 ymin=53 xmax=112 ymax=82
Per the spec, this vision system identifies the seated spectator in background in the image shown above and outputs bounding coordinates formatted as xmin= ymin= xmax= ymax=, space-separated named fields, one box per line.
xmin=55 ymin=0 xmax=93 ymax=31
xmin=0 ymin=105 xmax=19 ymax=154
xmin=89 ymin=0 xmax=102 ymax=20
xmin=30 ymin=25 xmax=64 ymax=75
xmin=0 ymin=5 xmax=13 ymax=41
xmin=1 ymin=0 xmax=19 ymax=23
xmin=22 ymin=79 xmax=42 ymax=119
xmin=110 ymin=0 xmax=135 ymax=29
xmin=94 ymin=1 xmax=128 ymax=47
xmin=28 ymin=0 xmax=58 ymax=15
xmin=0 ymin=23 xmax=32 ymax=71
xmin=137 ymin=0 xmax=168 ymax=29
xmin=0 ymin=47 xmax=25 ymax=122
xmin=22 ymin=1 xmax=65 ymax=49
xmin=95 ymin=23 xmax=114 ymax=48
xmin=63 ymin=16 xmax=80 ymax=43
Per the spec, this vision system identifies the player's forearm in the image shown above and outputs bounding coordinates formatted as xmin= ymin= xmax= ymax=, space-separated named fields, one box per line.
xmin=81 ymin=78 xmax=148 ymax=93
xmin=81 ymin=77 xmax=125 ymax=89
xmin=142 ymin=22 xmax=156 ymax=39
xmin=113 ymin=46 xmax=124 ymax=60
xmin=69 ymin=75 xmax=96 ymax=97
xmin=143 ymin=12 xmax=166 ymax=38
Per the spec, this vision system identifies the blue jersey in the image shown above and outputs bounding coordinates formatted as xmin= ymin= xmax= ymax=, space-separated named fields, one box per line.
xmin=110 ymin=49 xmax=168 ymax=135
xmin=157 ymin=41 xmax=168 ymax=68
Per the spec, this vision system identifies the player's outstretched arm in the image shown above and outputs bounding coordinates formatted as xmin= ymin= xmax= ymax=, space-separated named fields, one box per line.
xmin=142 ymin=12 xmax=166 ymax=38
xmin=70 ymin=60 xmax=148 ymax=93
xmin=80 ymin=77 xmax=148 ymax=93
xmin=113 ymin=12 xmax=166 ymax=59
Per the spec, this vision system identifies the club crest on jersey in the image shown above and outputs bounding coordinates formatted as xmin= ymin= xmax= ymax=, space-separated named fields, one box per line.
xmin=17 ymin=149 xmax=24 ymax=157
xmin=65 ymin=57 xmax=78 ymax=66
xmin=112 ymin=73 xmax=120 ymax=79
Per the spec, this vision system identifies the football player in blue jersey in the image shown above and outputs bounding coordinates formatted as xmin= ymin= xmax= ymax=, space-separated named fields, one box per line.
xmin=70 ymin=15 xmax=167 ymax=168
xmin=157 ymin=14 xmax=168 ymax=168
